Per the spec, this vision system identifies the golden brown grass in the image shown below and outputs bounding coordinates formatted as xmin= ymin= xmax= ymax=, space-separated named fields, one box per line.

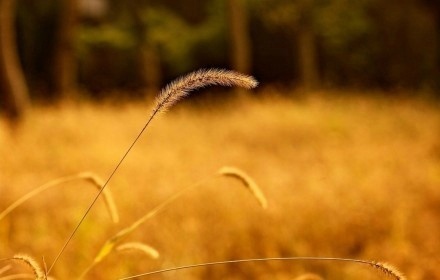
xmin=0 ymin=172 xmax=119 ymax=223
xmin=80 ymin=167 xmax=265 ymax=279
xmin=1 ymin=91 xmax=439 ymax=279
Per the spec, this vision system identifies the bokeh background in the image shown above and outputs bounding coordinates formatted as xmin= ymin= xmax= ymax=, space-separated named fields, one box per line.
xmin=1 ymin=0 xmax=440 ymax=111
xmin=1 ymin=0 xmax=440 ymax=279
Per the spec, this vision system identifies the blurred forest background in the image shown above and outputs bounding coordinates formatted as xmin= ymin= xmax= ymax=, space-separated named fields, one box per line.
xmin=2 ymin=1 xmax=440 ymax=279
xmin=1 ymin=0 xmax=440 ymax=120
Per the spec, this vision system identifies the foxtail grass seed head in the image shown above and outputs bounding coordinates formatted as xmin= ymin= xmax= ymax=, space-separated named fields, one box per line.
xmin=11 ymin=254 xmax=45 ymax=280
xmin=116 ymin=242 xmax=160 ymax=259
xmin=153 ymin=69 xmax=258 ymax=116
xmin=218 ymin=166 xmax=268 ymax=209
xmin=370 ymin=262 xmax=406 ymax=280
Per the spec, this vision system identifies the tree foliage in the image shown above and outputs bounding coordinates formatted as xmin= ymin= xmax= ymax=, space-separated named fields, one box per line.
xmin=2 ymin=0 xmax=439 ymax=102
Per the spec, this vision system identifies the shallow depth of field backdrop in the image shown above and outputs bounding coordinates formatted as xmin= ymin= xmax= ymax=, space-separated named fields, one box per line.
xmin=1 ymin=0 xmax=440 ymax=279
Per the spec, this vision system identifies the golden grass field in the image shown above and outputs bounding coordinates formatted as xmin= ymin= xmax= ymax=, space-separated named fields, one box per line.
xmin=1 ymin=91 xmax=439 ymax=279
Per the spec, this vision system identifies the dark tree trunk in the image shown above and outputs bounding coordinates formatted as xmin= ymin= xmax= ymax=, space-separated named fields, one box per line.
xmin=425 ymin=1 xmax=440 ymax=88
xmin=53 ymin=0 xmax=78 ymax=99
xmin=0 ymin=0 xmax=30 ymax=122
xmin=227 ymin=0 xmax=252 ymax=75
xmin=140 ymin=44 xmax=161 ymax=97
xmin=297 ymin=25 xmax=319 ymax=90
xmin=129 ymin=2 xmax=162 ymax=98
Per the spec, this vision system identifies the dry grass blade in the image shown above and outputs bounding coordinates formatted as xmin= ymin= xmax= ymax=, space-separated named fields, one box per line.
xmin=0 ymin=273 xmax=35 ymax=280
xmin=0 ymin=266 xmax=12 ymax=276
xmin=0 ymin=265 xmax=12 ymax=275
xmin=10 ymin=254 xmax=45 ymax=280
xmin=153 ymin=69 xmax=258 ymax=115
xmin=116 ymin=242 xmax=160 ymax=259
xmin=218 ymin=166 xmax=268 ymax=209
xmin=0 ymin=172 xmax=119 ymax=223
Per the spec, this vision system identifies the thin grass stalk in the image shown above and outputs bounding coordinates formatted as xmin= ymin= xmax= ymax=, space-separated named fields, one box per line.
xmin=118 ymin=257 xmax=405 ymax=280
xmin=48 ymin=68 xmax=258 ymax=275
xmin=77 ymin=172 xmax=119 ymax=223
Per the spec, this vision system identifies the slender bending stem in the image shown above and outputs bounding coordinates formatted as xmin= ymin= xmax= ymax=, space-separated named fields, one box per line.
xmin=118 ymin=257 xmax=387 ymax=279
xmin=47 ymin=69 xmax=258 ymax=275
xmin=47 ymin=114 xmax=156 ymax=275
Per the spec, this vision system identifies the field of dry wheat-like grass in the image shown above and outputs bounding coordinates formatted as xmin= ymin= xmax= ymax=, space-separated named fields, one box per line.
xmin=0 ymin=91 xmax=439 ymax=279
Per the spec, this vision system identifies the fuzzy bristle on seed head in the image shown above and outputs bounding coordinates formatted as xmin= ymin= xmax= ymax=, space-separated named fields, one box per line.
xmin=218 ymin=166 xmax=267 ymax=209
xmin=370 ymin=261 xmax=406 ymax=280
xmin=153 ymin=69 xmax=258 ymax=115
xmin=12 ymin=254 xmax=45 ymax=280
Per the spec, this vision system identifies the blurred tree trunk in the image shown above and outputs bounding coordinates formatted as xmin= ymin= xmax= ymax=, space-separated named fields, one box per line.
xmin=297 ymin=25 xmax=319 ymax=90
xmin=129 ymin=2 xmax=161 ymax=98
xmin=423 ymin=0 xmax=440 ymax=87
xmin=227 ymin=0 xmax=252 ymax=74
xmin=140 ymin=44 xmax=161 ymax=97
xmin=53 ymin=0 xmax=78 ymax=99
xmin=0 ymin=0 xmax=30 ymax=122
xmin=435 ymin=8 xmax=440 ymax=86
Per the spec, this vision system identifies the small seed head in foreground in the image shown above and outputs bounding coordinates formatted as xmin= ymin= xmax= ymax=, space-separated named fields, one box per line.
xmin=11 ymin=254 xmax=45 ymax=280
xmin=116 ymin=242 xmax=160 ymax=259
xmin=218 ymin=166 xmax=267 ymax=209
